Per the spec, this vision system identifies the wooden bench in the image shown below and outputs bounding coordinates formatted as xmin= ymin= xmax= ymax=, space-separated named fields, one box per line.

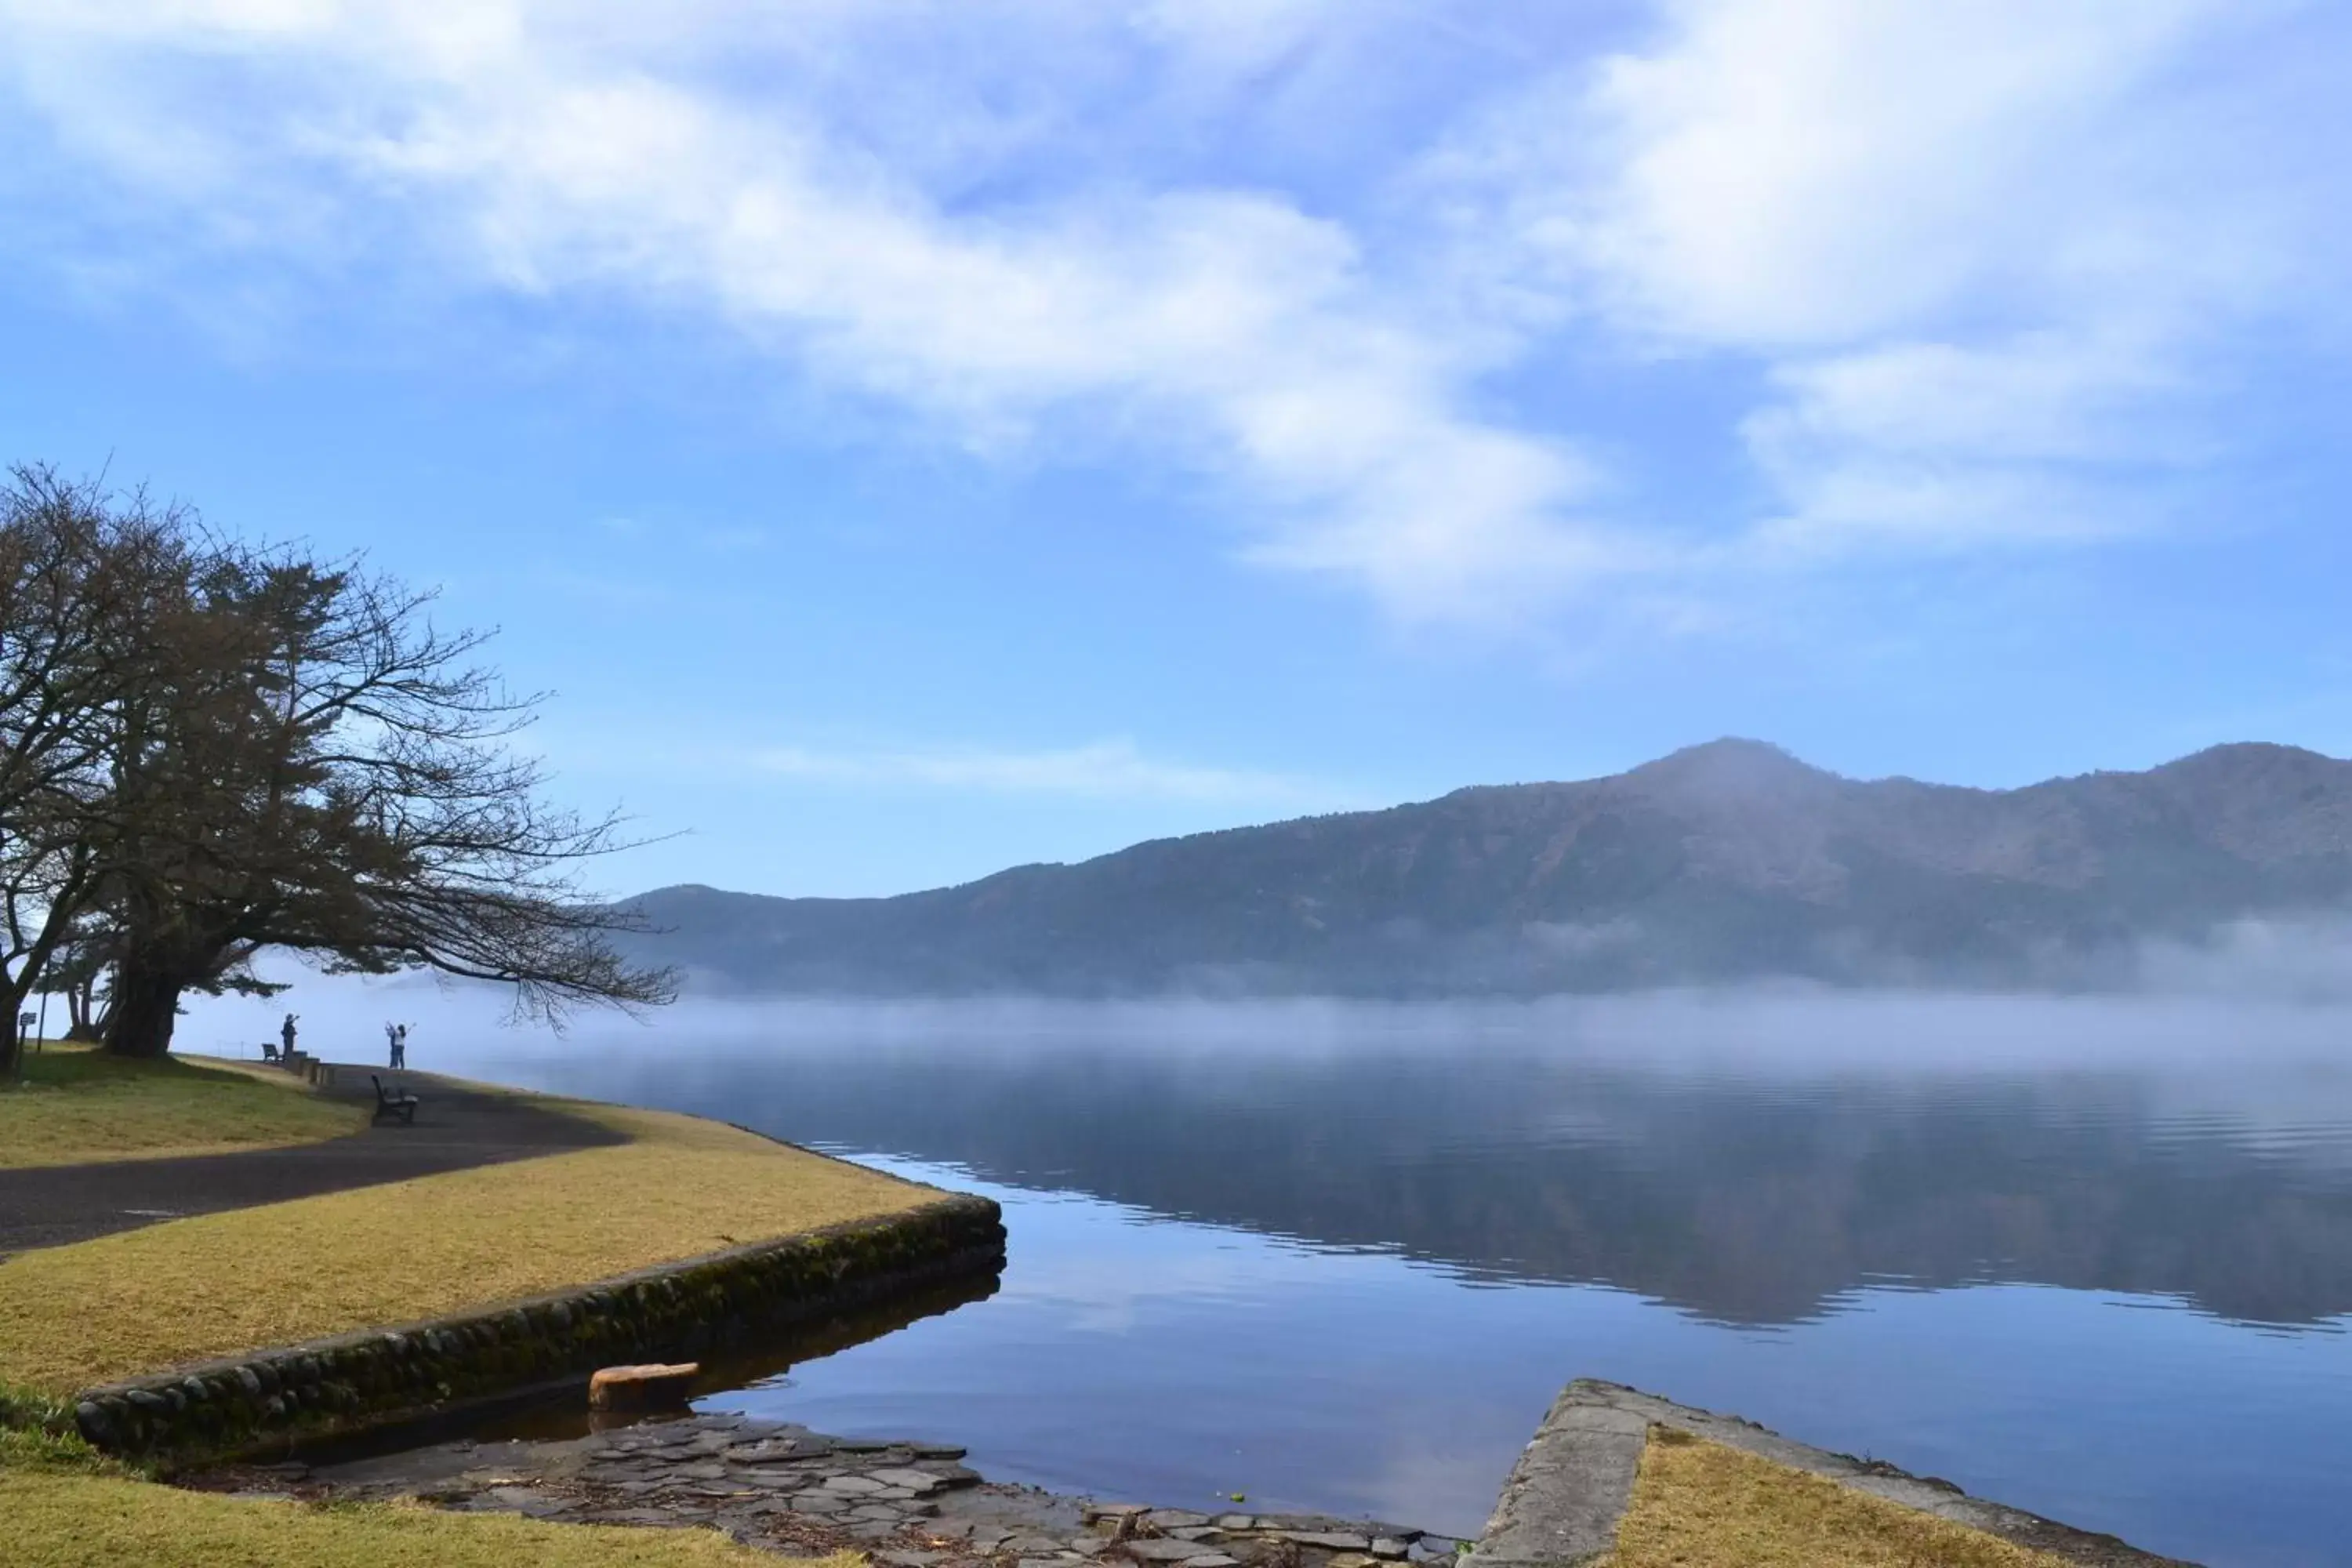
xmin=371 ymin=1074 xmax=420 ymax=1124
xmin=260 ymin=1040 xmax=280 ymax=1063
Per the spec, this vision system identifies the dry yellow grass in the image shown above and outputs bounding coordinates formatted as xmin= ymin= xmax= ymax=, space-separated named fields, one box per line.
xmin=1610 ymin=1430 xmax=2074 ymax=1568
xmin=0 ymin=1462 xmax=862 ymax=1568
xmin=0 ymin=1044 xmax=362 ymax=1169
xmin=0 ymin=1098 xmax=935 ymax=1393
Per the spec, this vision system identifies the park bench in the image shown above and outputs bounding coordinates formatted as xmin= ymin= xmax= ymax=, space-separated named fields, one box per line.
xmin=260 ymin=1039 xmax=279 ymax=1062
xmin=371 ymin=1074 xmax=420 ymax=1125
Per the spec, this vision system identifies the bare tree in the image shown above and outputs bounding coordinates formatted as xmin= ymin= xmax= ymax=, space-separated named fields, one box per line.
xmin=96 ymin=540 xmax=673 ymax=1058
xmin=0 ymin=466 xmax=191 ymax=1076
xmin=36 ymin=913 xmax=122 ymax=1041
xmin=0 ymin=464 xmax=672 ymax=1064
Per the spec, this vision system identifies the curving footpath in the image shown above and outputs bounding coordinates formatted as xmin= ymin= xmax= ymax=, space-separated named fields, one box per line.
xmin=0 ymin=1070 xmax=625 ymax=1259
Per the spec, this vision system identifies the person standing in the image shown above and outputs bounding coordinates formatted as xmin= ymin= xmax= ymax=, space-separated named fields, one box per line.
xmin=385 ymin=1020 xmax=400 ymax=1068
xmin=391 ymin=1023 xmax=408 ymax=1070
xmin=280 ymin=1012 xmax=299 ymax=1060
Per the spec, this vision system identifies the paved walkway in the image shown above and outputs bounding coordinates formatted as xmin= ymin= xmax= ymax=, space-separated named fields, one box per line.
xmin=0 ymin=1069 xmax=626 ymax=1260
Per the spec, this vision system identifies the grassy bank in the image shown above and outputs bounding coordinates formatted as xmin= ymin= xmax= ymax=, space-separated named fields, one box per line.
xmin=1609 ymin=1428 xmax=2072 ymax=1567
xmin=0 ymin=1436 xmax=849 ymax=1567
xmin=0 ymin=1061 xmax=928 ymax=1566
xmin=0 ymin=1055 xmax=2073 ymax=1568
xmin=0 ymin=1044 xmax=362 ymax=1169
xmin=0 ymin=1097 xmax=934 ymax=1394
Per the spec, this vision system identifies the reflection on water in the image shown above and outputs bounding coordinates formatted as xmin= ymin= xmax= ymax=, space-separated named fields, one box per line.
xmin=476 ymin=1275 xmax=1004 ymax=1446
xmin=274 ymin=1276 xmax=1004 ymax=1466
xmin=634 ymin=1052 xmax=2352 ymax=1330
xmin=252 ymin=996 xmax=2352 ymax=1568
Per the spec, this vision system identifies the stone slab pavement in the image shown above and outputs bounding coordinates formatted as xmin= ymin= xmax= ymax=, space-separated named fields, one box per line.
xmin=193 ymin=1409 xmax=1468 ymax=1568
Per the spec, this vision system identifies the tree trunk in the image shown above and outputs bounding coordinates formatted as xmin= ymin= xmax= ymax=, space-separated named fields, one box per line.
xmin=0 ymin=971 xmax=30 ymax=1078
xmin=103 ymin=959 xmax=186 ymax=1059
xmin=64 ymin=968 xmax=106 ymax=1040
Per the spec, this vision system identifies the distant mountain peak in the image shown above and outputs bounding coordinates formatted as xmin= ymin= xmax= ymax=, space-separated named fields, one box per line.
xmin=2152 ymin=741 xmax=2332 ymax=774
xmin=1644 ymin=736 xmax=1817 ymax=766
xmin=1627 ymin=738 xmax=1836 ymax=797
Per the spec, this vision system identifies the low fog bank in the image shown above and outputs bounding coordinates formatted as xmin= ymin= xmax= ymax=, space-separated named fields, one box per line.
xmin=1135 ymin=909 xmax=2352 ymax=1004
xmin=625 ymin=900 xmax=2352 ymax=1009
xmin=177 ymin=922 xmax=2352 ymax=1080
xmin=2134 ymin=914 xmax=2352 ymax=1000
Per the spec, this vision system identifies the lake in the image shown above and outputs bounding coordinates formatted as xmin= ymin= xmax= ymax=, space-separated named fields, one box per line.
xmin=206 ymin=991 xmax=2352 ymax=1568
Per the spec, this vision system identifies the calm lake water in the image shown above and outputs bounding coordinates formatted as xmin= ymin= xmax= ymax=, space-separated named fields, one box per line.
xmin=209 ymin=992 xmax=2352 ymax=1568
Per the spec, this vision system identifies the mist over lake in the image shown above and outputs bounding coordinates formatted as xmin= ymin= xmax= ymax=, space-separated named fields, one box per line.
xmin=187 ymin=987 xmax=2352 ymax=1567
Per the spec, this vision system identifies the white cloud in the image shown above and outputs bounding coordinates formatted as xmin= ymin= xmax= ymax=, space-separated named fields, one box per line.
xmin=1132 ymin=0 xmax=1352 ymax=76
xmin=1740 ymin=328 xmax=2186 ymax=552
xmin=1574 ymin=0 xmax=2244 ymax=346
xmin=1433 ymin=0 xmax=2347 ymax=554
xmin=753 ymin=737 xmax=1349 ymax=808
xmin=0 ymin=0 xmax=2344 ymax=616
xmin=0 ymin=0 xmax=1629 ymax=621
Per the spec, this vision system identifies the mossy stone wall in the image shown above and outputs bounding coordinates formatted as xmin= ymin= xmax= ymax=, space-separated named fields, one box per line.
xmin=72 ymin=1194 xmax=1004 ymax=1462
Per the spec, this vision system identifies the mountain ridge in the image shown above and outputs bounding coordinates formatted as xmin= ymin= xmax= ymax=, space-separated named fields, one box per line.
xmin=621 ymin=740 xmax=2352 ymax=996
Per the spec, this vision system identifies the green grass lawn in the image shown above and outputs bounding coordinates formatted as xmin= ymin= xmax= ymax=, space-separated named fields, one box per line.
xmin=0 ymin=1432 xmax=852 ymax=1567
xmin=0 ymin=1068 xmax=924 ymax=1566
xmin=0 ymin=1044 xmax=364 ymax=1169
xmin=1608 ymin=1428 xmax=2073 ymax=1567
xmin=0 ymin=1097 xmax=937 ymax=1394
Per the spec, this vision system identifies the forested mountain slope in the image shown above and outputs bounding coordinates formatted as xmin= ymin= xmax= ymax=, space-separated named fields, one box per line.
xmin=622 ymin=740 xmax=2352 ymax=995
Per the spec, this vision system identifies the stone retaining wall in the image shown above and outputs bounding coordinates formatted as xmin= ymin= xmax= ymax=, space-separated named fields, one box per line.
xmin=71 ymin=1192 xmax=1004 ymax=1465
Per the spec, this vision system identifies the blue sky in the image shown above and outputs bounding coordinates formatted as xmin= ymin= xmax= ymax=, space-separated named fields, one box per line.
xmin=3 ymin=0 xmax=2350 ymax=898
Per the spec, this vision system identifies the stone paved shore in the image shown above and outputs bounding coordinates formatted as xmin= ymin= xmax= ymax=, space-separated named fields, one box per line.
xmin=191 ymin=1410 xmax=1467 ymax=1568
